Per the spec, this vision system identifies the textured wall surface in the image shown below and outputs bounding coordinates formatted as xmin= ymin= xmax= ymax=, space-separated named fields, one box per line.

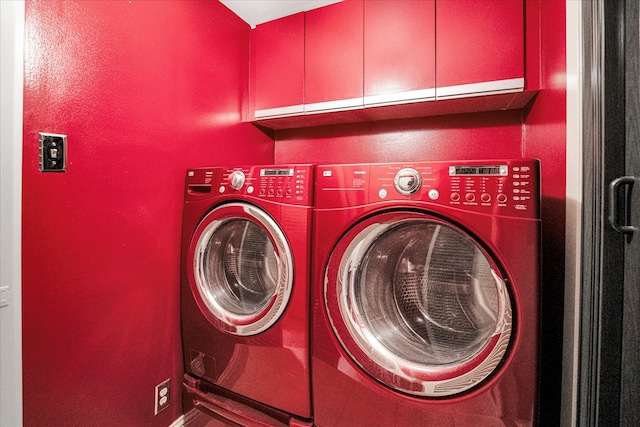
xmin=21 ymin=1 xmax=273 ymax=425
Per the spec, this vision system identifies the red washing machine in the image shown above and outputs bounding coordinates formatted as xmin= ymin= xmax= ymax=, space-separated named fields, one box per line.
xmin=181 ymin=165 xmax=314 ymax=427
xmin=312 ymin=160 xmax=541 ymax=426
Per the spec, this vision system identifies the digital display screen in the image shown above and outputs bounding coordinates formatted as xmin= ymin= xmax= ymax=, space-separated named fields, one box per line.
xmin=456 ymin=167 xmax=477 ymax=175
xmin=261 ymin=168 xmax=294 ymax=177
xmin=478 ymin=167 xmax=503 ymax=175
xmin=450 ymin=165 xmax=507 ymax=176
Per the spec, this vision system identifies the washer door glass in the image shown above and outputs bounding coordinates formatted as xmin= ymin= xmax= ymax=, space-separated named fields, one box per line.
xmin=191 ymin=202 xmax=292 ymax=336
xmin=327 ymin=213 xmax=512 ymax=397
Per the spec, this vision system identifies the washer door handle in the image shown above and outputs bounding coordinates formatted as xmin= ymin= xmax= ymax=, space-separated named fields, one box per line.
xmin=608 ymin=176 xmax=638 ymax=234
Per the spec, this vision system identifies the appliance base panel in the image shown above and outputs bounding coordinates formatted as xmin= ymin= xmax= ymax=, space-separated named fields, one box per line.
xmin=183 ymin=374 xmax=313 ymax=427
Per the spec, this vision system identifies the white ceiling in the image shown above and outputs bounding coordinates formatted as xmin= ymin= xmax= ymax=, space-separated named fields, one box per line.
xmin=220 ymin=0 xmax=342 ymax=28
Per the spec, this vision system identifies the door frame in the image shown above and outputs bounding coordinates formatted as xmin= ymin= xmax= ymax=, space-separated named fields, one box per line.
xmin=562 ymin=1 xmax=583 ymax=423
xmin=577 ymin=0 xmax=631 ymax=425
xmin=0 ymin=1 xmax=24 ymax=426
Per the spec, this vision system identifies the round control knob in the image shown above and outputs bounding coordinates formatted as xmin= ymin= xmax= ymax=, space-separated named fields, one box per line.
xmin=394 ymin=168 xmax=423 ymax=196
xmin=496 ymin=193 xmax=508 ymax=203
xmin=450 ymin=192 xmax=461 ymax=202
xmin=228 ymin=171 xmax=245 ymax=190
xmin=465 ymin=193 xmax=476 ymax=202
xmin=481 ymin=193 xmax=491 ymax=203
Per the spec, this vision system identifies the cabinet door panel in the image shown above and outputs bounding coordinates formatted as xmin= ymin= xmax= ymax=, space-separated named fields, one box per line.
xmin=305 ymin=0 xmax=363 ymax=112
xmin=364 ymin=0 xmax=435 ymax=106
xmin=253 ymin=13 xmax=304 ymax=118
xmin=436 ymin=0 xmax=524 ymax=98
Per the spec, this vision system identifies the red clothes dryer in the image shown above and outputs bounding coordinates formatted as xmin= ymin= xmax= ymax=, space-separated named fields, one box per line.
xmin=312 ymin=160 xmax=541 ymax=426
xmin=181 ymin=165 xmax=314 ymax=427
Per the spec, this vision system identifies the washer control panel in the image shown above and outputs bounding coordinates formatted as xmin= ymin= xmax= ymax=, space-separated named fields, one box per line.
xmin=315 ymin=159 xmax=540 ymax=218
xmin=185 ymin=164 xmax=314 ymax=206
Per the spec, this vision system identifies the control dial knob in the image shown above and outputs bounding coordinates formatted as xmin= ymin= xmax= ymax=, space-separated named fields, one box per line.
xmin=394 ymin=168 xmax=422 ymax=196
xmin=228 ymin=170 xmax=245 ymax=190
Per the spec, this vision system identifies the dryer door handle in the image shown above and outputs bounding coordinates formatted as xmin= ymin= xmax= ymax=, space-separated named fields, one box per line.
xmin=608 ymin=176 xmax=638 ymax=234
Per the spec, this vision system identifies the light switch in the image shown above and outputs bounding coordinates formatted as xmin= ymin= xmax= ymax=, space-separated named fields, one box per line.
xmin=38 ymin=132 xmax=67 ymax=172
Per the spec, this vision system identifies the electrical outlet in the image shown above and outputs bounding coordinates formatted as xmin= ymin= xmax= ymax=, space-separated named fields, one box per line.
xmin=154 ymin=378 xmax=171 ymax=415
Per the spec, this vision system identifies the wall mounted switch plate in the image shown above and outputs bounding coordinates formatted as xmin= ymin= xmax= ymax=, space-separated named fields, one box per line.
xmin=38 ymin=132 xmax=67 ymax=172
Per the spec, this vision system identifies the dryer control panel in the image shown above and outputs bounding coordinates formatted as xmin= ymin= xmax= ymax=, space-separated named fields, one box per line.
xmin=316 ymin=159 xmax=540 ymax=218
xmin=185 ymin=164 xmax=314 ymax=206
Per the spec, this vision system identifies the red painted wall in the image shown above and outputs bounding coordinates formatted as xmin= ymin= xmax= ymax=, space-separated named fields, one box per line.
xmin=274 ymin=0 xmax=566 ymax=424
xmin=274 ymin=110 xmax=525 ymax=164
xmin=523 ymin=0 xmax=567 ymax=424
xmin=22 ymin=1 xmax=272 ymax=426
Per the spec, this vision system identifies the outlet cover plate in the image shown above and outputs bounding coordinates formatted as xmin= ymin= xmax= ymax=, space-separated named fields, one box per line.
xmin=154 ymin=378 xmax=171 ymax=415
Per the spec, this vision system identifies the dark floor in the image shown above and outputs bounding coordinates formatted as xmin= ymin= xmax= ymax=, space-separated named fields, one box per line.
xmin=183 ymin=409 xmax=232 ymax=427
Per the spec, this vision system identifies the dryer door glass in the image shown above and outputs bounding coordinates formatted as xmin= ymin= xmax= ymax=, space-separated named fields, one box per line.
xmin=327 ymin=214 xmax=512 ymax=397
xmin=192 ymin=202 xmax=293 ymax=336
xmin=203 ymin=219 xmax=277 ymax=314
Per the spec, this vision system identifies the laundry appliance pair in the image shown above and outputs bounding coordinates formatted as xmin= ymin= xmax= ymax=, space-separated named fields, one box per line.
xmin=180 ymin=160 xmax=541 ymax=426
